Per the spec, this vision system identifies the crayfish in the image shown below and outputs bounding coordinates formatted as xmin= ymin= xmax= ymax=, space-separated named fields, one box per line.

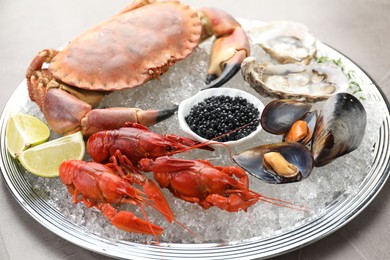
xmin=86 ymin=124 xmax=307 ymax=214
xmin=139 ymin=156 xmax=304 ymax=212
xmin=60 ymin=122 xmax=307 ymax=236
xmin=139 ymin=157 xmax=261 ymax=212
xmin=87 ymin=123 xmax=213 ymax=164
xmin=59 ymin=156 xmax=175 ymax=235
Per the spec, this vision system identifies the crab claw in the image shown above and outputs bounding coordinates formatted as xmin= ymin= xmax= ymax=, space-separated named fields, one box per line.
xmin=204 ymin=27 xmax=249 ymax=89
xmin=81 ymin=105 xmax=178 ymax=137
xmin=198 ymin=8 xmax=250 ymax=90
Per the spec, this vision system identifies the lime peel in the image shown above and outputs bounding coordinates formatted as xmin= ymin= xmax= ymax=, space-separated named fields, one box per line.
xmin=6 ymin=113 xmax=50 ymax=158
xmin=16 ymin=131 xmax=85 ymax=178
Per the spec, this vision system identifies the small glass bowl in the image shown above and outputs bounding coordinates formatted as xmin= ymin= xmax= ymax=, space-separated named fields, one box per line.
xmin=178 ymin=88 xmax=265 ymax=148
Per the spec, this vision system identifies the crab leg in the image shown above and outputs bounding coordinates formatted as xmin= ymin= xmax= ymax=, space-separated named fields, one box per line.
xmin=199 ymin=8 xmax=250 ymax=89
xmin=26 ymin=49 xmax=58 ymax=109
xmin=42 ymin=87 xmax=176 ymax=136
xmin=80 ymin=106 xmax=177 ymax=137
xmin=26 ymin=49 xmax=176 ymax=136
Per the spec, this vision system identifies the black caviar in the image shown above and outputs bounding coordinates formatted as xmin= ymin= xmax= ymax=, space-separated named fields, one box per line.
xmin=185 ymin=95 xmax=260 ymax=142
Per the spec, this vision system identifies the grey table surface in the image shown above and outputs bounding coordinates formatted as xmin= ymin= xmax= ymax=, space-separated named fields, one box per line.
xmin=1 ymin=0 xmax=390 ymax=259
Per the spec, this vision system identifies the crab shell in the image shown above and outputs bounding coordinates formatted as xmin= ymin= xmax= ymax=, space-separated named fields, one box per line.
xmin=49 ymin=2 xmax=202 ymax=91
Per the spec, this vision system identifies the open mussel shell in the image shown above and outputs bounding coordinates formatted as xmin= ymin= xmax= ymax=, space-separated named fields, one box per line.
xmin=312 ymin=92 xmax=367 ymax=166
xmin=261 ymin=99 xmax=311 ymax=134
xmin=233 ymin=142 xmax=314 ymax=184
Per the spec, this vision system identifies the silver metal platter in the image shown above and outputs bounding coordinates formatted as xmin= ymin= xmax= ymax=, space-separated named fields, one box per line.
xmin=1 ymin=19 xmax=389 ymax=259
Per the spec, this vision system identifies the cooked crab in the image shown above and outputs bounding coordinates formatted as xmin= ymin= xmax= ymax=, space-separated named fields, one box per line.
xmin=26 ymin=0 xmax=250 ymax=136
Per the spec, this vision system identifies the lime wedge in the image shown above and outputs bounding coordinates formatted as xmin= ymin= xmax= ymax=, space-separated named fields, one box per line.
xmin=17 ymin=131 xmax=85 ymax=177
xmin=6 ymin=113 xmax=50 ymax=158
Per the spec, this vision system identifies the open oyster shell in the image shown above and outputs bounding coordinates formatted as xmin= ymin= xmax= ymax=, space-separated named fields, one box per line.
xmin=250 ymin=21 xmax=317 ymax=64
xmin=241 ymin=57 xmax=349 ymax=102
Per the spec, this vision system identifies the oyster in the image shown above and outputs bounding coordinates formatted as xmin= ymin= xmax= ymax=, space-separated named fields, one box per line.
xmin=241 ymin=57 xmax=349 ymax=101
xmin=312 ymin=92 xmax=366 ymax=166
xmin=250 ymin=21 xmax=317 ymax=64
xmin=233 ymin=142 xmax=314 ymax=184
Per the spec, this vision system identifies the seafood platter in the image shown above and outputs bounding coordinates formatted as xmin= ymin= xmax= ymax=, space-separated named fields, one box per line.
xmin=1 ymin=1 xmax=389 ymax=259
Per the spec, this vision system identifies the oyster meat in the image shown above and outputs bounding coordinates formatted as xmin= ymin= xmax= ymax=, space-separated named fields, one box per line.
xmin=250 ymin=21 xmax=317 ymax=64
xmin=241 ymin=57 xmax=349 ymax=101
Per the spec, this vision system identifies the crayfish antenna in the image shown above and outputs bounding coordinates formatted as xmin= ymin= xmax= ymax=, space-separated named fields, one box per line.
xmin=252 ymin=191 xmax=311 ymax=212
xmin=165 ymin=119 xmax=261 ymax=159
xmin=170 ymin=217 xmax=200 ymax=240
xmin=167 ymin=121 xmax=259 ymax=157
xmin=137 ymin=205 xmax=161 ymax=245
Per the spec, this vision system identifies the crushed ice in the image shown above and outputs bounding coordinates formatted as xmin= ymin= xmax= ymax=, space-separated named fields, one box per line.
xmin=16 ymin=24 xmax=387 ymax=245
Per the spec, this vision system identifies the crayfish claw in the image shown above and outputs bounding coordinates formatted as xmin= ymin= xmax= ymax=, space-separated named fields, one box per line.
xmin=101 ymin=203 xmax=164 ymax=235
xmin=112 ymin=211 xmax=164 ymax=235
xmin=143 ymin=179 xmax=175 ymax=223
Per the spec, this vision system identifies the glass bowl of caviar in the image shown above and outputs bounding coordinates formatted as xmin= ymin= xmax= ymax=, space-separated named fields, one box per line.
xmin=178 ymin=88 xmax=265 ymax=147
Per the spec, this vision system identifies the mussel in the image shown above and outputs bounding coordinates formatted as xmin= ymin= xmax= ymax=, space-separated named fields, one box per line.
xmin=234 ymin=93 xmax=366 ymax=184
xmin=283 ymin=110 xmax=317 ymax=145
xmin=261 ymin=99 xmax=311 ymax=135
xmin=233 ymin=142 xmax=314 ymax=184
xmin=312 ymin=92 xmax=366 ymax=166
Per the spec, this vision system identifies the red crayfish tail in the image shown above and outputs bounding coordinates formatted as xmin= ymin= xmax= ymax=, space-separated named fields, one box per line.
xmin=143 ymin=179 xmax=175 ymax=223
xmin=100 ymin=203 xmax=164 ymax=235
